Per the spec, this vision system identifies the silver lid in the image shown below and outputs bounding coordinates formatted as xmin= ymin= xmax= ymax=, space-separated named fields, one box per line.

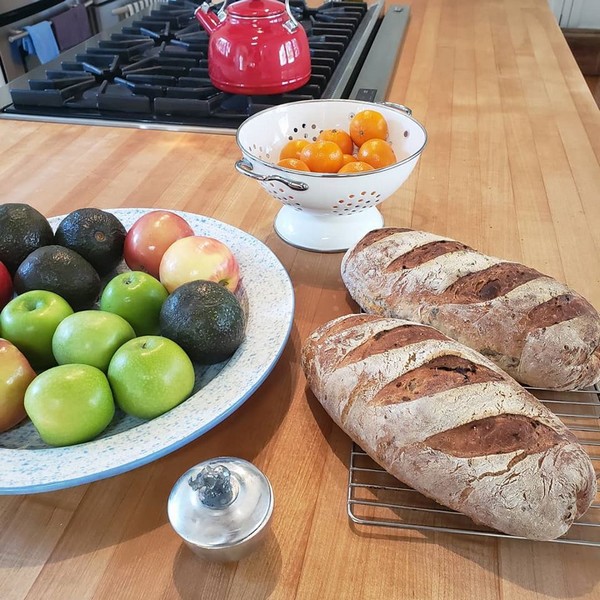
xmin=167 ymin=457 xmax=274 ymax=553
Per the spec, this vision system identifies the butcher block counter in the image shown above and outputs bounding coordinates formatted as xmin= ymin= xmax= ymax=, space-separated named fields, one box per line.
xmin=1 ymin=0 xmax=600 ymax=598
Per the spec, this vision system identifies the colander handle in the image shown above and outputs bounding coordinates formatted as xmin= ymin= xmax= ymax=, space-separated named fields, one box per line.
xmin=235 ymin=158 xmax=309 ymax=192
xmin=380 ymin=102 xmax=412 ymax=116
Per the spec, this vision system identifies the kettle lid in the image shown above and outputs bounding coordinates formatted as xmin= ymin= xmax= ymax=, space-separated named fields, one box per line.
xmin=227 ymin=0 xmax=287 ymax=17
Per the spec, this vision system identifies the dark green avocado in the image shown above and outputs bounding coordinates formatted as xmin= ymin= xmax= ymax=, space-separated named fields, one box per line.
xmin=159 ymin=280 xmax=246 ymax=365
xmin=14 ymin=245 xmax=102 ymax=311
xmin=54 ymin=208 xmax=127 ymax=276
xmin=0 ymin=203 xmax=54 ymax=275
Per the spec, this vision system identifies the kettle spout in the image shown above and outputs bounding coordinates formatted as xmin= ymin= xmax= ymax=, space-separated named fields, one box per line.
xmin=194 ymin=3 xmax=221 ymax=35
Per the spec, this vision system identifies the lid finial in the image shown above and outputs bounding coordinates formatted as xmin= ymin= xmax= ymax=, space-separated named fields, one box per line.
xmin=188 ymin=464 xmax=237 ymax=508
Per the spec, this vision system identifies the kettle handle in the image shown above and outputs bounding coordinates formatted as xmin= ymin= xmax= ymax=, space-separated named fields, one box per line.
xmin=216 ymin=0 xmax=231 ymax=22
xmin=199 ymin=0 xmax=232 ymax=22
xmin=235 ymin=158 xmax=309 ymax=191
xmin=209 ymin=0 xmax=299 ymax=27
xmin=283 ymin=0 xmax=300 ymax=32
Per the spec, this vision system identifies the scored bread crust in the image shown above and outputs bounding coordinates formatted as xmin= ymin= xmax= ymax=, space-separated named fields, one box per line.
xmin=341 ymin=228 xmax=600 ymax=390
xmin=301 ymin=314 xmax=598 ymax=540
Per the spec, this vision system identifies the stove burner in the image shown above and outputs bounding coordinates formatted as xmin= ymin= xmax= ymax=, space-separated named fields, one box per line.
xmin=4 ymin=0 xmax=385 ymax=130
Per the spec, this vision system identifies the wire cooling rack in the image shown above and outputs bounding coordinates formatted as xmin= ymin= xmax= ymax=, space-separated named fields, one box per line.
xmin=347 ymin=386 xmax=600 ymax=545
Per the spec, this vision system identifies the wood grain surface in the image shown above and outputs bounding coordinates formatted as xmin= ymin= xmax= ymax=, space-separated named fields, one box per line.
xmin=0 ymin=0 xmax=599 ymax=598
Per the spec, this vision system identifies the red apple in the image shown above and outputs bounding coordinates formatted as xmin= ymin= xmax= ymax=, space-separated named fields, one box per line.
xmin=123 ymin=210 xmax=195 ymax=279
xmin=159 ymin=236 xmax=240 ymax=293
xmin=0 ymin=261 xmax=13 ymax=310
xmin=0 ymin=339 xmax=36 ymax=432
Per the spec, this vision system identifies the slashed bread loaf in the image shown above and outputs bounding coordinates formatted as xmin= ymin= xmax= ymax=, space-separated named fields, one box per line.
xmin=301 ymin=313 xmax=597 ymax=540
xmin=341 ymin=228 xmax=600 ymax=390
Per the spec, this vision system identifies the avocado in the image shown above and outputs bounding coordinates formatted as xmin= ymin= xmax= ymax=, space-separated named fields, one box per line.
xmin=54 ymin=208 xmax=127 ymax=276
xmin=14 ymin=245 xmax=102 ymax=311
xmin=0 ymin=203 xmax=54 ymax=275
xmin=159 ymin=280 xmax=246 ymax=365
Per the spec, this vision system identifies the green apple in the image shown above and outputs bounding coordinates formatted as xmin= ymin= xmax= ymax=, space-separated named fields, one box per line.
xmin=0 ymin=339 xmax=36 ymax=432
xmin=0 ymin=290 xmax=74 ymax=370
xmin=24 ymin=364 xmax=115 ymax=446
xmin=99 ymin=271 xmax=169 ymax=336
xmin=52 ymin=310 xmax=136 ymax=372
xmin=107 ymin=335 xmax=195 ymax=420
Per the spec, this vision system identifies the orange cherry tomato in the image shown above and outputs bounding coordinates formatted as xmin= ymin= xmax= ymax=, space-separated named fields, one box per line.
xmin=299 ymin=140 xmax=345 ymax=173
xmin=279 ymin=139 xmax=310 ymax=161
xmin=277 ymin=158 xmax=311 ymax=171
xmin=357 ymin=138 xmax=397 ymax=169
xmin=317 ymin=129 xmax=354 ymax=155
xmin=338 ymin=161 xmax=375 ymax=173
xmin=341 ymin=154 xmax=357 ymax=166
xmin=349 ymin=110 xmax=389 ymax=147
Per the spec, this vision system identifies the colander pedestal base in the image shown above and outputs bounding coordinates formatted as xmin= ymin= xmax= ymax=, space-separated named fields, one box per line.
xmin=273 ymin=205 xmax=384 ymax=252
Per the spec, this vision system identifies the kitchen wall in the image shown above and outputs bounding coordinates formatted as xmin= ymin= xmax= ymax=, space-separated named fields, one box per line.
xmin=549 ymin=0 xmax=600 ymax=28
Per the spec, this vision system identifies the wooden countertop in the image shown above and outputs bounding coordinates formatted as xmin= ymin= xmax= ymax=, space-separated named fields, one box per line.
xmin=1 ymin=0 xmax=600 ymax=598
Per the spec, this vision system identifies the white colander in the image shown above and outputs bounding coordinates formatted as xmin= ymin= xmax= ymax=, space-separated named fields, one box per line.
xmin=235 ymin=99 xmax=427 ymax=252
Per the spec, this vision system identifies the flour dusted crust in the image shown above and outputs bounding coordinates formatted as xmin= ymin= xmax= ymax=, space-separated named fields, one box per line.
xmin=341 ymin=228 xmax=600 ymax=390
xmin=301 ymin=314 xmax=598 ymax=540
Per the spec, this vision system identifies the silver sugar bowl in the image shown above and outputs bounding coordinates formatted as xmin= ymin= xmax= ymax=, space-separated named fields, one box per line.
xmin=167 ymin=457 xmax=274 ymax=562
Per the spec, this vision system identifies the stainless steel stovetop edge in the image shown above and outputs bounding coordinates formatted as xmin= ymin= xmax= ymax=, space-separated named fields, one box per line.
xmin=321 ymin=0 xmax=384 ymax=99
xmin=0 ymin=110 xmax=238 ymax=135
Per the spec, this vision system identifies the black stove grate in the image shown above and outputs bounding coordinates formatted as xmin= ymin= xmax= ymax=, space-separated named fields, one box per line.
xmin=4 ymin=0 xmax=376 ymax=130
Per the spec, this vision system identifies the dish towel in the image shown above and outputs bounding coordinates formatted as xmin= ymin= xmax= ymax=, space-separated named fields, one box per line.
xmin=51 ymin=4 xmax=92 ymax=52
xmin=21 ymin=21 xmax=60 ymax=64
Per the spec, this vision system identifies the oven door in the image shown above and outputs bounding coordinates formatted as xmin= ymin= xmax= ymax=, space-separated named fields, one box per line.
xmin=0 ymin=0 xmax=94 ymax=83
xmin=91 ymin=0 xmax=131 ymax=32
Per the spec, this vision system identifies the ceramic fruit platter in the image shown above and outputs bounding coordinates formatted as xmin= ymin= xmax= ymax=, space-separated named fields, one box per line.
xmin=0 ymin=208 xmax=295 ymax=494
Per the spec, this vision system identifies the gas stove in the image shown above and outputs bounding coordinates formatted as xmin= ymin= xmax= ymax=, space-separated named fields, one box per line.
xmin=0 ymin=0 xmax=409 ymax=134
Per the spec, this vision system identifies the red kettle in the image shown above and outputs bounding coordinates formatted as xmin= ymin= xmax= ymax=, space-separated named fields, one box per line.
xmin=194 ymin=0 xmax=311 ymax=95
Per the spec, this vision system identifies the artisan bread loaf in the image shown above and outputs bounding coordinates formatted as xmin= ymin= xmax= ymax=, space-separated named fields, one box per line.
xmin=341 ymin=228 xmax=600 ymax=390
xmin=301 ymin=313 xmax=597 ymax=540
